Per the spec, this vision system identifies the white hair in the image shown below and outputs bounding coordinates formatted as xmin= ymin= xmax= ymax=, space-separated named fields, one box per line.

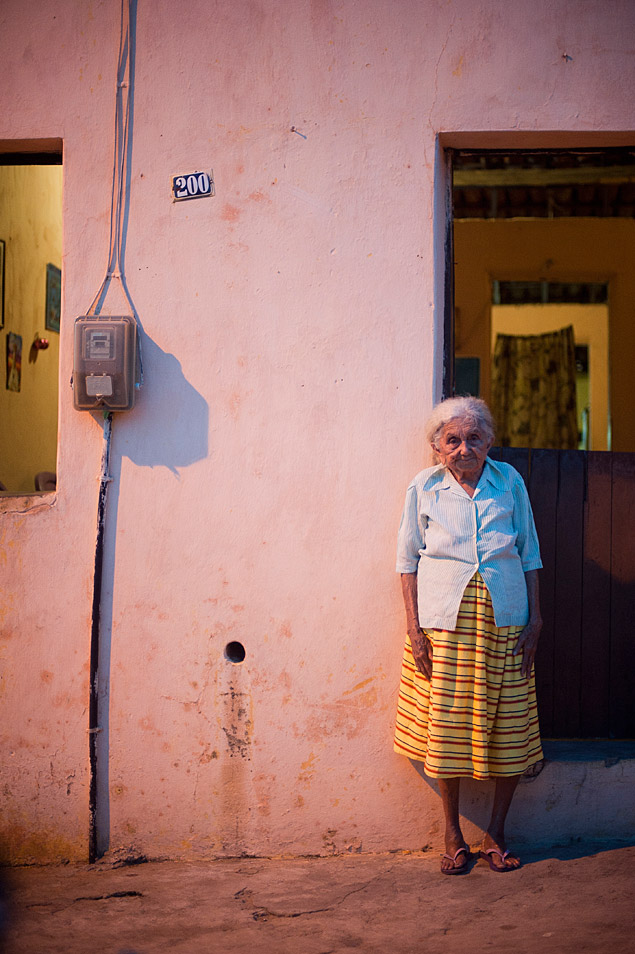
xmin=426 ymin=396 xmax=495 ymax=458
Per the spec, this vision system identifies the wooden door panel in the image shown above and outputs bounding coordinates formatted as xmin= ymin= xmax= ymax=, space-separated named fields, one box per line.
xmin=527 ymin=448 xmax=559 ymax=738
xmin=610 ymin=453 xmax=635 ymax=737
xmin=552 ymin=450 xmax=585 ymax=736
xmin=581 ymin=452 xmax=612 ymax=737
xmin=488 ymin=448 xmax=634 ymax=738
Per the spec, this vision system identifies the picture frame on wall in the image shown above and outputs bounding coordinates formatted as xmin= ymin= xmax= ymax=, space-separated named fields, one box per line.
xmin=45 ymin=263 xmax=61 ymax=333
xmin=0 ymin=240 xmax=5 ymax=330
xmin=6 ymin=332 xmax=21 ymax=392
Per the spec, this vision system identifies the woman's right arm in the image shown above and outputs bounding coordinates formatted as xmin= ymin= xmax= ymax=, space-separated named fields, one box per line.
xmin=401 ymin=572 xmax=433 ymax=679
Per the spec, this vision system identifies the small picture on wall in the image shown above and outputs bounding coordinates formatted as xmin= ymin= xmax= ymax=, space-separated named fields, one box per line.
xmin=6 ymin=332 xmax=22 ymax=392
xmin=0 ymin=239 xmax=5 ymax=330
xmin=45 ymin=263 xmax=61 ymax=333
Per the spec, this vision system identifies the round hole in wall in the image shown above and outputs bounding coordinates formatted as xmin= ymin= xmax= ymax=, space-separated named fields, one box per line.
xmin=225 ymin=641 xmax=246 ymax=664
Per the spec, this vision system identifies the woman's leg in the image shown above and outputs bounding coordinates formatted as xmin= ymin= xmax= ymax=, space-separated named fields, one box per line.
xmin=437 ymin=777 xmax=469 ymax=872
xmin=482 ymin=775 xmax=522 ymax=869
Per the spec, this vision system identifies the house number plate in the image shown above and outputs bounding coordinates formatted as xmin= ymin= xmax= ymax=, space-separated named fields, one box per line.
xmin=171 ymin=170 xmax=215 ymax=201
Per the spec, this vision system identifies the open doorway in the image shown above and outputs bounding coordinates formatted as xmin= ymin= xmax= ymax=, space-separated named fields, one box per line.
xmin=450 ymin=147 xmax=635 ymax=453
xmin=0 ymin=146 xmax=62 ymax=494
xmin=446 ymin=146 xmax=635 ymax=738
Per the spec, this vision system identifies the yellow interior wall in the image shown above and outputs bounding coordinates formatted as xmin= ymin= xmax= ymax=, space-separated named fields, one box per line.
xmin=0 ymin=165 xmax=62 ymax=492
xmin=491 ymin=304 xmax=609 ymax=451
xmin=454 ymin=218 xmax=635 ymax=452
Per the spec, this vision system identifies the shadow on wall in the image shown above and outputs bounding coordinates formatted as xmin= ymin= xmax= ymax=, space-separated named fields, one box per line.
xmin=113 ymin=333 xmax=209 ymax=473
xmin=92 ymin=331 xmax=208 ymax=858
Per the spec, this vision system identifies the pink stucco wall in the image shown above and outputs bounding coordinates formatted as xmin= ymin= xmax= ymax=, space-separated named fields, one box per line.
xmin=1 ymin=0 xmax=635 ymax=863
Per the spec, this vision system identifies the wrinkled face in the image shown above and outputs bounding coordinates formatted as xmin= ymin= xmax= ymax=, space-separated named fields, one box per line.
xmin=433 ymin=417 xmax=492 ymax=480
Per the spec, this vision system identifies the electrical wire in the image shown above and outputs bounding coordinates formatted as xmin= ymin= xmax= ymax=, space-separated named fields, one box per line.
xmin=84 ymin=0 xmax=143 ymax=385
xmin=87 ymin=0 xmax=137 ymax=864
xmin=86 ymin=0 xmax=134 ymax=318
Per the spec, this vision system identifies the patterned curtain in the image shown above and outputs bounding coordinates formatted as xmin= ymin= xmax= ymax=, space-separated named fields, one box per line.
xmin=491 ymin=325 xmax=578 ymax=449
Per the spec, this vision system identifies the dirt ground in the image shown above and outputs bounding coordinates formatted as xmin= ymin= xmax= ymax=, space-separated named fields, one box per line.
xmin=2 ymin=842 xmax=634 ymax=954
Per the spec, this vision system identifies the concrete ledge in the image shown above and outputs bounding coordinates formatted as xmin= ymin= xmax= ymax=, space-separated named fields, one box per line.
xmin=456 ymin=740 xmax=635 ymax=848
xmin=541 ymin=739 xmax=635 ymax=765
xmin=0 ymin=491 xmax=56 ymax=514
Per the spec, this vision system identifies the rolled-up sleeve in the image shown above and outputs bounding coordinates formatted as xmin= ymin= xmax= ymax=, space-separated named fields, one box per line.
xmin=396 ymin=484 xmax=425 ymax=573
xmin=511 ymin=476 xmax=542 ymax=572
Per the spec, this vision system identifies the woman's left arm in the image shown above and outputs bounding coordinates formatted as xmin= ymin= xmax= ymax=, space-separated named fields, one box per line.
xmin=514 ymin=569 xmax=543 ymax=678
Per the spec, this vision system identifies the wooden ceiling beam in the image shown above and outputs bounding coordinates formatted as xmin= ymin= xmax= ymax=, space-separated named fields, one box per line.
xmin=454 ymin=166 xmax=635 ymax=187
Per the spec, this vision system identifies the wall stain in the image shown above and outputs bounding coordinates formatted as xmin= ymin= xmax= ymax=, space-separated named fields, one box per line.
xmin=198 ymin=747 xmax=218 ymax=764
xmin=221 ymin=685 xmax=252 ymax=759
xmin=322 ymin=829 xmax=338 ymax=855
xmin=298 ymin=752 xmax=318 ymax=784
xmin=0 ymin=820 xmax=85 ymax=865
xmin=221 ymin=203 xmax=241 ymax=222
xmin=342 ymin=677 xmax=374 ymax=695
xmin=452 ymin=54 xmax=464 ymax=77
xmin=138 ymin=715 xmax=161 ymax=735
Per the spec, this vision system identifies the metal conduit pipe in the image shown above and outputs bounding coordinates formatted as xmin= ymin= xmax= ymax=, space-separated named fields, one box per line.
xmin=88 ymin=412 xmax=113 ymax=863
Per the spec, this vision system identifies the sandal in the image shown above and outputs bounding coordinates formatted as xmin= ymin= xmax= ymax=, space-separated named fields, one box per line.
xmin=479 ymin=847 xmax=521 ymax=872
xmin=441 ymin=845 xmax=470 ymax=876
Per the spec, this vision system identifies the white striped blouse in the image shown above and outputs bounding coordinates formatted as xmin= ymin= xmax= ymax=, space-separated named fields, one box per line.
xmin=396 ymin=458 xmax=542 ymax=630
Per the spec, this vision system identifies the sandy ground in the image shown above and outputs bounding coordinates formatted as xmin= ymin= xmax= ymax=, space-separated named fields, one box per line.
xmin=2 ymin=842 xmax=634 ymax=954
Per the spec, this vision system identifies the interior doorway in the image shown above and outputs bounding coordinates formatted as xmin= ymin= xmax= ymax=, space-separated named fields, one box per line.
xmin=490 ymin=295 xmax=609 ymax=451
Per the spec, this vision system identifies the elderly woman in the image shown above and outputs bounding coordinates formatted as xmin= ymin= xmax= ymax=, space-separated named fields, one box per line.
xmin=394 ymin=396 xmax=543 ymax=875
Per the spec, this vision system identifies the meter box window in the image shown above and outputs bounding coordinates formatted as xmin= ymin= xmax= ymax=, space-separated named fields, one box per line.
xmin=73 ymin=315 xmax=138 ymax=411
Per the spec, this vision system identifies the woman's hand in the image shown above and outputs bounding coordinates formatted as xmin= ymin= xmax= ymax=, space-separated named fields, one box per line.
xmin=401 ymin=573 xmax=432 ymax=678
xmin=513 ymin=617 xmax=542 ymax=678
xmin=515 ymin=569 xmax=542 ymax=678
xmin=409 ymin=626 xmax=433 ymax=679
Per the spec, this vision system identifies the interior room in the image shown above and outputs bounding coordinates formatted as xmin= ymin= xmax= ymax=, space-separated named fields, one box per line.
xmin=452 ymin=149 xmax=635 ymax=452
xmin=0 ymin=161 xmax=62 ymax=493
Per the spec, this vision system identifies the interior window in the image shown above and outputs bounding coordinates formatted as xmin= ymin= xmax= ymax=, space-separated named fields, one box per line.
xmin=0 ymin=157 xmax=62 ymax=493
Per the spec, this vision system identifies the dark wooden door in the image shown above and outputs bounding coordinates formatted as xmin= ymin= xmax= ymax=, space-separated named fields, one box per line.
xmin=489 ymin=447 xmax=635 ymax=738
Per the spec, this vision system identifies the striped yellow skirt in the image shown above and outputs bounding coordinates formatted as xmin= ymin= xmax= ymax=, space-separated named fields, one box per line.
xmin=394 ymin=573 xmax=543 ymax=780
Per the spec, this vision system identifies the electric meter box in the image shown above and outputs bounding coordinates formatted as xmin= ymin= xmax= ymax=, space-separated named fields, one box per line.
xmin=73 ymin=315 xmax=138 ymax=411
